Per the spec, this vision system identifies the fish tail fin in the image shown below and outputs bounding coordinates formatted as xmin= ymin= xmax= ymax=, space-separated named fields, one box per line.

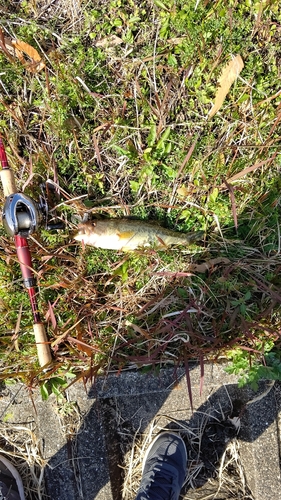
xmin=184 ymin=230 xmax=205 ymax=244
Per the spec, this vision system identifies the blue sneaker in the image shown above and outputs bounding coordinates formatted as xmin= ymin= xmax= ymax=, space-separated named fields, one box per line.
xmin=0 ymin=455 xmax=25 ymax=500
xmin=135 ymin=432 xmax=187 ymax=500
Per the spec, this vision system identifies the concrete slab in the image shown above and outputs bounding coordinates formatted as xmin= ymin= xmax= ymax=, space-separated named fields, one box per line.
xmin=238 ymin=383 xmax=281 ymax=500
xmin=0 ymin=365 xmax=280 ymax=500
xmin=84 ymin=366 xmax=281 ymax=500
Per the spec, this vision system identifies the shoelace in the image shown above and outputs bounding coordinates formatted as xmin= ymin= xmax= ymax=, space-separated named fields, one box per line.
xmin=144 ymin=464 xmax=179 ymax=500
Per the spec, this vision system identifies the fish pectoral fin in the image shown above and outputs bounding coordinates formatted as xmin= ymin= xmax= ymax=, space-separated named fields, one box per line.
xmin=156 ymin=235 xmax=167 ymax=247
xmin=117 ymin=231 xmax=135 ymax=240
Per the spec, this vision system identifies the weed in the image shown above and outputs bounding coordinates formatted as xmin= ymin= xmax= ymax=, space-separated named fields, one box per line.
xmin=226 ymin=345 xmax=281 ymax=390
xmin=0 ymin=0 xmax=281 ymax=395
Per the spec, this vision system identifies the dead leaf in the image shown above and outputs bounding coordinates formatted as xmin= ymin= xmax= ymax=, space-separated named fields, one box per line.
xmin=11 ymin=303 xmax=22 ymax=352
xmin=95 ymin=35 xmax=123 ymax=48
xmin=224 ymin=179 xmax=238 ymax=231
xmin=51 ymin=318 xmax=84 ymax=347
xmin=209 ymin=55 xmax=244 ymax=118
xmin=190 ymin=257 xmax=231 ymax=273
xmin=47 ymin=300 xmax=57 ymax=335
xmin=156 ymin=235 xmax=167 ymax=247
xmin=93 ymin=133 xmax=102 ymax=167
xmin=12 ymin=39 xmax=45 ymax=72
xmin=0 ymin=29 xmax=14 ymax=63
xmin=75 ymin=324 xmax=95 ymax=356
xmin=167 ymin=36 xmax=187 ymax=45
xmin=0 ymin=36 xmax=45 ymax=73
xmin=125 ymin=321 xmax=153 ymax=340
xmin=220 ymin=152 xmax=277 ymax=188
xmin=177 ymin=186 xmax=189 ymax=197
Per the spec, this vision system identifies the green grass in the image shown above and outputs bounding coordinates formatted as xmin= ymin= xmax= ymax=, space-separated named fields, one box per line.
xmin=0 ymin=0 xmax=281 ymax=393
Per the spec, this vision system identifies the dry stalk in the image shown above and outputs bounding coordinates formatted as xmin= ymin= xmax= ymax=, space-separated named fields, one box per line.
xmin=0 ymin=422 xmax=47 ymax=500
xmin=121 ymin=409 xmax=254 ymax=500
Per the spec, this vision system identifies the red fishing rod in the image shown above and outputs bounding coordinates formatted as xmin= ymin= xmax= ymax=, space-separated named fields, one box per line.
xmin=0 ymin=137 xmax=52 ymax=366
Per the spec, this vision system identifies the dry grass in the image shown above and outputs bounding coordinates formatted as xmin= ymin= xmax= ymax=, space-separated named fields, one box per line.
xmin=0 ymin=0 xmax=281 ymax=391
xmin=121 ymin=414 xmax=254 ymax=500
xmin=0 ymin=421 xmax=47 ymax=500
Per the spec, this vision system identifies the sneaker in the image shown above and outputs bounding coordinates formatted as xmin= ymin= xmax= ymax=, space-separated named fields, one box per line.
xmin=0 ymin=455 xmax=25 ymax=500
xmin=135 ymin=431 xmax=187 ymax=500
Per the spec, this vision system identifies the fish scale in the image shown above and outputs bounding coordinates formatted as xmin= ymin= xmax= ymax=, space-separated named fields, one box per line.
xmin=74 ymin=219 xmax=204 ymax=251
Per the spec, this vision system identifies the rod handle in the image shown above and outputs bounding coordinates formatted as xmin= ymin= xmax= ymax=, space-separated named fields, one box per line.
xmin=33 ymin=323 xmax=52 ymax=367
xmin=0 ymin=168 xmax=17 ymax=197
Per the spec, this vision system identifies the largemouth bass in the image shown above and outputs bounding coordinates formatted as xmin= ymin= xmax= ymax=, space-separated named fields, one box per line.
xmin=74 ymin=219 xmax=204 ymax=251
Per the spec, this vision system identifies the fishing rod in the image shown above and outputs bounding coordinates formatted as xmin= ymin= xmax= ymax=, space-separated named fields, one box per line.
xmin=0 ymin=137 xmax=63 ymax=367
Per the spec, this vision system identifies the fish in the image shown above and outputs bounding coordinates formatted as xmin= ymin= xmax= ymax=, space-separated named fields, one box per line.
xmin=73 ymin=218 xmax=204 ymax=251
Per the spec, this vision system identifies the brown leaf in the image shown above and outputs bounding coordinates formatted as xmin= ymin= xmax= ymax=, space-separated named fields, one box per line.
xmin=167 ymin=36 xmax=187 ymax=45
xmin=95 ymin=35 xmax=123 ymax=48
xmin=12 ymin=39 xmax=41 ymax=61
xmin=12 ymin=39 xmax=45 ymax=72
xmin=0 ymin=30 xmax=14 ymax=63
xmin=93 ymin=134 xmax=102 ymax=168
xmin=177 ymin=186 xmax=189 ymax=197
xmin=11 ymin=303 xmax=22 ymax=352
xmin=126 ymin=321 xmax=153 ymax=340
xmin=67 ymin=336 xmax=96 ymax=357
xmin=47 ymin=300 xmax=57 ymax=335
xmin=220 ymin=152 xmax=278 ymax=188
xmin=209 ymin=55 xmax=244 ymax=118
xmin=156 ymin=235 xmax=167 ymax=247
xmin=0 ymin=37 xmax=45 ymax=73
xmin=76 ymin=325 xmax=95 ymax=356
xmin=190 ymin=257 xmax=231 ymax=273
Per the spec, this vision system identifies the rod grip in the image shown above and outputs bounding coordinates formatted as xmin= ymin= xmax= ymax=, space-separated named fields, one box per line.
xmin=0 ymin=168 xmax=17 ymax=197
xmin=33 ymin=323 xmax=52 ymax=367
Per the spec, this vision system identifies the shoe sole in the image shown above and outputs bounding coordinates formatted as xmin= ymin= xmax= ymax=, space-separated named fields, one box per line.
xmin=142 ymin=431 xmax=188 ymax=473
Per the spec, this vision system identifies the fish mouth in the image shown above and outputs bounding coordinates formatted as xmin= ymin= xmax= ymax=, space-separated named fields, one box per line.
xmin=72 ymin=228 xmax=86 ymax=241
xmin=73 ymin=233 xmax=84 ymax=242
xmin=72 ymin=222 xmax=93 ymax=240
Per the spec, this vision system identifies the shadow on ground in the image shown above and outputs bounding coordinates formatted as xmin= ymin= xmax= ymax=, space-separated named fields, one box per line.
xmin=43 ymin=365 xmax=279 ymax=500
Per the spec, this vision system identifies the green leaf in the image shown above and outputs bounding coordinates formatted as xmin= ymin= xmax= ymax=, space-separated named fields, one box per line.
xmin=209 ymin=187 xmax=219 ymax=204
xmin=156 ymin=127 xmax=171 ymax=151
xmin=153 ymin=0 xmax=169 ymax=11
xmin=130 ymin=180 xmax=140 ymax=192
xmin=129 ymin=16 xmax=141 ymax=24
xmin=165 ymin=142 xmax=172 ymax=154
xmin=3 ymin=412 xmax=13 ymax=422
xmin=157 ymin=126 xmax=171 ymax=145
xmin=40 ymin=382 xmax=50 ymax=401
xmin=159 ymin=15 xmax=170 ymax=38
xmin=167 ymin=53 xmax=177 ymax=67
xmin=148 ymin=124 xmax=157 ymax=147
